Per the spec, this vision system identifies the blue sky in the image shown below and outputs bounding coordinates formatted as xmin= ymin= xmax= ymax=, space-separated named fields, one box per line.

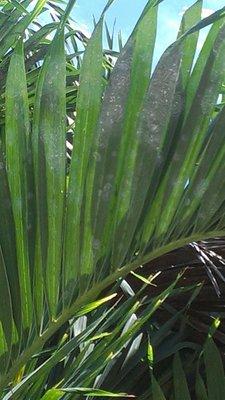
xmin=71 ymin=0 xmax=225 ymax=61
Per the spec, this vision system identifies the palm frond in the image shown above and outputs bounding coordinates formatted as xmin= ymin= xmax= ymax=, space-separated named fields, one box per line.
xmin=1 ymin=0 xmax=225 ymax=397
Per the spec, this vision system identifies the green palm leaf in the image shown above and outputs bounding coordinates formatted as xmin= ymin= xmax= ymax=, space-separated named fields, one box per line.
xmin=152 ymin=376 xmax=166 ymax=400
xmin=64 ymin=16 xmax=104 ymax=296
xmin=173 ymin=353 xmax=191 ymax=400
xmin=204 ymin=337 xmax=225 ymax=400
xmin=32 ymin=26 xmax=66 ymax=318
xmin=5 ymin=38 xmax=32 ymax=332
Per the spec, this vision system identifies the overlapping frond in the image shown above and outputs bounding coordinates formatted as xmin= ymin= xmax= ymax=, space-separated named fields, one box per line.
xmin=1 ymin=0 xmax=225 ymax=397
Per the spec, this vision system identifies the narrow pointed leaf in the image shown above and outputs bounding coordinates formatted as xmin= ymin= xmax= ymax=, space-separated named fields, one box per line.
xmin=173 ymin=353 xmax=191 ymax=400
xmin=5 ymin=39 xmax=32 ymax=329
xmin=152 ymin=376 xmax=166 ymax=400
xmin=0 ymin=147 xmax=21 ymax=334
xmin=196 ymin=371 xmax=208 ymax=400
xmin=204 ymin=338 xmax=225 ymax=400
xmin=111 ymin=3 xmax=158 ymax=266
xmin=64 ymin=18 xmax=103 ymax=295
xmin=177 ymin=0 xmax=202 ymax=88
xmin=138 ymin=42 xmax=183 ymax=247
xmin=32 ymin=29 xmax=66 ymax=317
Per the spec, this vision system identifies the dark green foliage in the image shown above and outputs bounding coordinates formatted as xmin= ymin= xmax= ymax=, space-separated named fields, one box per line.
xmin=1 ymin=0 xmax=225 ymax=398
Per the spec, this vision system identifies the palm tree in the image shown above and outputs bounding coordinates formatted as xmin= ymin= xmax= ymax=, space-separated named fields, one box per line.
xmin=1 ymin=0 xmax=225 ymax=397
